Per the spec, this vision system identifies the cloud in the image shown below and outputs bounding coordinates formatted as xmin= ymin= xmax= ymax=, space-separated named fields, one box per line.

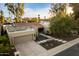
xmin=22 ymin=7 xmax=51 ymax=19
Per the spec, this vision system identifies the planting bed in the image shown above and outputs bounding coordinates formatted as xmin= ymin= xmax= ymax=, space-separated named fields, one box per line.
xmin=35 ymin=33 xmax=66 ymax=50
xmin=40 ymin=40 xmax=63 ymax=50
xmin=38 ymin=33 xmax=79 ymax=50
xmin=35 ymin=34 xmax=48 ymax=42
xmin=44 ymin=33 xmax=79 ymax=41
xmin=35 ymin=31 xmax=79 ymax=50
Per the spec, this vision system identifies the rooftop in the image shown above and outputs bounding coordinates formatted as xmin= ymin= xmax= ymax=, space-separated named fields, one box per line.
xmin=14 ymin=22 xmax=43 ymax=28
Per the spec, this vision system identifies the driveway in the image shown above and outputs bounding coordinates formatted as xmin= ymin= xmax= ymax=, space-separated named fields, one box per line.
xmin=15 ymin=40 xmax=47 ymax=56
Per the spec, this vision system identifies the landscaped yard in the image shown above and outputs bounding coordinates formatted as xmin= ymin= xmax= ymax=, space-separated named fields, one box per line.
xmin=1 ymin=3 xmax=79 ymax=56
xmin=36 ymin=15 xmax=79 ymax=50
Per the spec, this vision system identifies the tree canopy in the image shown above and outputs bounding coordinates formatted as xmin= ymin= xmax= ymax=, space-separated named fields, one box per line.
xmin=49 ymin=3 xmax=67 ymax=17
xmin=69 ymin=3 xmax=79 ymax=20
xmin=5 ymin=3 xmax=24 ymax=22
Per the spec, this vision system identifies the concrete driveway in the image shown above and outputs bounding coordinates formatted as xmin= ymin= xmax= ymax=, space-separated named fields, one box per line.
xmin=15 ymin=40 xmax=47 ymax=56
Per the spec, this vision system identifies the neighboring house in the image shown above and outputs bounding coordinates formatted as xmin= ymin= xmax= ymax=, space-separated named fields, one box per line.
xmin=6 ymin=22 xmax=43 ymax=45
xmin=14 ymin=21 xmax=50 ymax=34
xmin=14 ymin=22 xmax=43 ymax=29
xmin=14 ymin=22 xmax=43 ymax=36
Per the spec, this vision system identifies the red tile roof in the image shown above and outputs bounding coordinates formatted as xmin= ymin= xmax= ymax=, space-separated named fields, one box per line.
xmin=14 ymin=22 xmax=43 ymax=28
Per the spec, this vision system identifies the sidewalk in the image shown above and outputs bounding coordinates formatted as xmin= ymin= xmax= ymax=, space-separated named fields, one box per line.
xmin=55 ymin=43 xmax=79 ymax=56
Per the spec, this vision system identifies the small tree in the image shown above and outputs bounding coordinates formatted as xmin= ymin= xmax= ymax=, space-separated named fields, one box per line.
xmin=5 ymin=3 xmax=24 ymax=23
xmin=50 ymin=15 xmax=78 ymax=37
xmin=49 ymin=3 xmax=67 ymax=17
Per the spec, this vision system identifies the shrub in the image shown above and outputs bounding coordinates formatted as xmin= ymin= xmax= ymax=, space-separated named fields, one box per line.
xmin=0 ymin=45 xmax=11 ymax=53
xmin=28 ymin=18 xmax=38 ymax=22
xmin=0 ymin=35 xmax=9 ymax=45
xmin=50 ymin=15 xmax=78 ymax=37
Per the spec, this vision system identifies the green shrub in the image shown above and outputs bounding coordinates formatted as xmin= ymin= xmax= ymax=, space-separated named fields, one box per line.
xmin=28 ymin=18 xmax=38 ymax=22
xmin=0 ymin=45 xmax=11 ymax=53
xmin=0 ymin=28 xmax=12 ymax=55
xmin=50 ymin=15 xmax=78 ymax=37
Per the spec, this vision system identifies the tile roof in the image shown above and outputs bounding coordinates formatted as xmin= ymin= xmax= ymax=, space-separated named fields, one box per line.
xmin=14 ymin=22 xmax=43 ymax=28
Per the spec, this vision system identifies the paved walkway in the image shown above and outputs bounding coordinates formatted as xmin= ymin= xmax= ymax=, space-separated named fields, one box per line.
xmin=15 ymin=40 xmax=47 ymax=56
xmin=55 ymin=43 xmax=79 ymax=56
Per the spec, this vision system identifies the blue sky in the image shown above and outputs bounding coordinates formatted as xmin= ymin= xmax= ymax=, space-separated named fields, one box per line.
xmin=0 ymin=3 xmax=51 ymax=19
xmin=24 ymin=3 xmax=50 ymax=9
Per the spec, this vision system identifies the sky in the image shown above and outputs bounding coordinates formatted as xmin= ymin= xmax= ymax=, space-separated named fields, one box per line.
xmin=0 ymin=3 xmax=51 ymax=19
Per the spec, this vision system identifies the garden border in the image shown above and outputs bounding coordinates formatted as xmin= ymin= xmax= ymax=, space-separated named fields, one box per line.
xmin=46 ymin=38 xmax=79 ymax=56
